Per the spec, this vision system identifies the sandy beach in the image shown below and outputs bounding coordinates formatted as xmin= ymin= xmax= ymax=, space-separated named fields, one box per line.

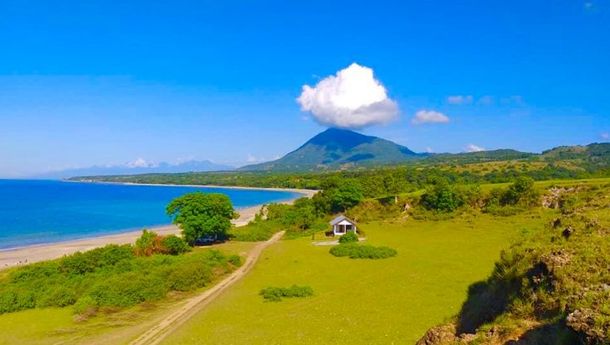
xmin=0 ymin=186 xmax=317 ymax=270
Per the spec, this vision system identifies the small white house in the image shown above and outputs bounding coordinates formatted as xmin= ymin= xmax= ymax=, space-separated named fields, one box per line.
xmin=329 ymin=215 xmax=357 ymax=236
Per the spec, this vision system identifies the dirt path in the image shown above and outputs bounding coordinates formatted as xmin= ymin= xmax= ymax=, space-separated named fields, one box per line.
xmin=128 ymin=231 xmax=285 ymax=345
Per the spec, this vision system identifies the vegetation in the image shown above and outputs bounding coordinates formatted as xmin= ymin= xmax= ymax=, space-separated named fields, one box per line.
xmin=330 ymin=243 xmax=397 ymax=259
xmin=133 ymin=230 xmax=191 ymax=256
xmin=338 ymin=231 xmax=359 ymax=244
xmin=417 ymin=183 xmax=610 ymax=344
xmin=166 ymin=192 xmax=236 ymax=245
xmin=0 ymin=235 xmax=240 ymax=316
xmin=259 ymin=285 xmax=314 ymax=302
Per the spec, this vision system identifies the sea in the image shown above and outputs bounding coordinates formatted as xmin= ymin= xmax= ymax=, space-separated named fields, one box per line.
xmin=0 ymin=179 xmax=300 ymax=250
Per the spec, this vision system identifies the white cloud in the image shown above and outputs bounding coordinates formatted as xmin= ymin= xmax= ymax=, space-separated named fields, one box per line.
xmin=425 ymin=147 xmax=434 ymax=153
xmin=126 ymin=158 xmax=157 ymax=168
xmin=447 ymin=95 xmax=473 ymax=105
xmin=296 ymin=63 xmax=399 ymax=129
xmin=465 ymin=144 xmax=485 ymax=152
xmin=412 ymin=110 xmax=450 ymax=125
xmin=601 ymin=132 xmax=609 ymax=140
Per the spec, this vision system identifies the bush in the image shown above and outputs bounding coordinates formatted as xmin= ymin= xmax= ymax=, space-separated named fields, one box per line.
xmin=166 ymin=262 xmax=213 ymax=291
xmin=162 ymin=235 xmax=191 ymax=255
xmin=228 ymin=254 xmax=242 ymax=267
xmin=59 ymin=245 xmax=134 ymax=274
xmin=338 ymin=231 xmax=359 ymax=244
xmin=330 ymin=243 xmax=397 ymax=259
xmin=134 ymin=230 xmax=166 ymax=256
xmin=87 ymin=272 xmax=167 ymax=307
xmin=259 ymin=285 xmax=314 ymax=302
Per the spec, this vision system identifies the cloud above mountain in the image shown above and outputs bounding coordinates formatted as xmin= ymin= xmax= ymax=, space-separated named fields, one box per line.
xmin=411 ymin=110 xmax=450 ymax=125
xmin=297 ymin=63 xmax=399 ymax=129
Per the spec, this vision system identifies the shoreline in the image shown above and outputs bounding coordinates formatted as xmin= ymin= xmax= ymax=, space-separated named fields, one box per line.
xmin=68 ymin=179 xmax=318 ymax=198
xmin=0 ymin=184 xmax=317 ymax=269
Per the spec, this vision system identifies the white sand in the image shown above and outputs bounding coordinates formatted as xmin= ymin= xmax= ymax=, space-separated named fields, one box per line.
xmin=0 ymin=186 xmax=317 ymax=270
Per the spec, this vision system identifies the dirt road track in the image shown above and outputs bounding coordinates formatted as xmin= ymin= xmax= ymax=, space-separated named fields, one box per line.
xmin=129 ymin=231 xmax=285 ymax=345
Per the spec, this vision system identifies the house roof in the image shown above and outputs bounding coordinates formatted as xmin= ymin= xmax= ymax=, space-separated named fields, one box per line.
xmin=329 ymin=215 xmax=356 ymax=226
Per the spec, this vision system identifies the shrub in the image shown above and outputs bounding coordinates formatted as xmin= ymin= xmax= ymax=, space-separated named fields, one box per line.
xmin=134 ymin=230 xmax=164 ymax=256
xmin=166 ymin=262 xmax=213 ymax=291
xmin=162 ymin=235 xmax=191 ymax=255
xmin=338 ymin=231 xmax=359 ymax=244
xmin=87 ymin=272 xmax=167 ymax=307
xmin=330 ymin=243 xmax=397 ymax=259
xmin=259 ymin=285 xmax=314 ymax=302
xmin=228 ymin=254 xmax=242 ymax=267
xmin=59 ymin=245 xmax=134 ymax=274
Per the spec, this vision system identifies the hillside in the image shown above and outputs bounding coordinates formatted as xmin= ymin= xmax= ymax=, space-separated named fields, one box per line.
xmin=417 ymin=183 xmax=610 ymax=345
xmin=240 ymin=128 xmax=423 ymax=171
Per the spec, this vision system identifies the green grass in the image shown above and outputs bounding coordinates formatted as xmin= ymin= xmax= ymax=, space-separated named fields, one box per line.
xmin=162 ymin=212 xmax=545 ymax=344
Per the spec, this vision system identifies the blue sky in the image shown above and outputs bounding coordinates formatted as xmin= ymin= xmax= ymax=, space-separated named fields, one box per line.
xmin=0 ymin=0 xmax=608 ymax=177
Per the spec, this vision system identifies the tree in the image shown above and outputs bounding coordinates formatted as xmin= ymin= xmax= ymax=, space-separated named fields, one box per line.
xmin=420 ymin=180 xmax=463 ymax=212
xmin=166 ymin=193 xmax=236 ymax=245
xmin=501 ymin=176 xmax=538 ymax=207
xmin=313 ymin=180 xmax=364 ymax=214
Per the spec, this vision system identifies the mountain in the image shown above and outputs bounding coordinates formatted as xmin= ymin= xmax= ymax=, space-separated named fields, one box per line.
xmin=35 ymin=160 xmax=234 ymax=179
xmin=241 ymin=128 xmax=423 ymax=171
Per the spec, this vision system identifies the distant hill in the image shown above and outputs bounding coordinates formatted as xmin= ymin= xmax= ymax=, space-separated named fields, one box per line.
xmin=540 ymin=142 xmax=610 ymax=161
xmin=35 ymin=160 xmax=233 ymax=179
xmin=241 ymin=128 xmax=423 ymax=171
xmin=424 ymin=149 xmax=535 ymax=165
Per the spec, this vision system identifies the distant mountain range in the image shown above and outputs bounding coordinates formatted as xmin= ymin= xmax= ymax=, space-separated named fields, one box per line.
xmin=36 ymin=160 xmax=233 ymax=179
xmin=62 ymin=128 xmax=610 ymax=179
xmin=241 ymin=128 xmax=424 ymax=171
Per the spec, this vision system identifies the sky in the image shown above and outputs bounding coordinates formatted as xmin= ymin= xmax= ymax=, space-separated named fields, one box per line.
xmin=0 ymin=0 xmax=609 ymax=177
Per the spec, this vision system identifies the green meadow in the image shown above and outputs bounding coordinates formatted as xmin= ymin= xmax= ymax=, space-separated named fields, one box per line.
xmin=162 ymin=213 xmax=545 ymax=344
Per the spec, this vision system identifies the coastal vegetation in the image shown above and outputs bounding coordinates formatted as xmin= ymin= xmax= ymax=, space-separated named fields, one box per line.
xmin=0 ymin=232 xmax=240 ymax=316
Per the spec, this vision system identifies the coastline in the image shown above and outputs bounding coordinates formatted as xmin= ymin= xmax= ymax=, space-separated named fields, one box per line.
xmin=70 ymin=179 xmax=318 ymax=198
xmin=0 ymin=184 xmax=317 ymax=269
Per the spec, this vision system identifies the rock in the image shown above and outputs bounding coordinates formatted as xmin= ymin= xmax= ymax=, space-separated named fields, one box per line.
xmin=562 ymin=226 xmax=574 ymax=239
xmin=566 ymin=309 xmax=603 ymax=344
xmin=416 ymin=324 xmax=458 ymax=345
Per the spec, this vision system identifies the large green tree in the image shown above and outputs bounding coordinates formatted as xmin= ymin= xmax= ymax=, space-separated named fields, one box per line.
xmin=166 ymin=192 xmax=236 ymax=245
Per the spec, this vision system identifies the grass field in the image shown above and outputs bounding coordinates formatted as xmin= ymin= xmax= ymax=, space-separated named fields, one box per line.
xmin=161 ymin=212 xmax=548 ymax=344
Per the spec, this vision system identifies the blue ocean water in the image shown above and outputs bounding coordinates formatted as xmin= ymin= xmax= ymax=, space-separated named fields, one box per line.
xmin=0 ymin=180 xmax=300 ymax=249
